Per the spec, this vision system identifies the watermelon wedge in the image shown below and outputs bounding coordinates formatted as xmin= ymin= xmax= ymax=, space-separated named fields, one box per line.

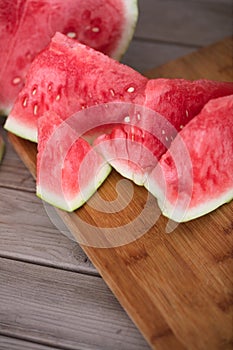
xmin=94 ymin=79 xmax=233 ymax=185
xmin=37 ymin=111 xmax=111 ymax=211
xmin=0 ymin=134 xmax=5 ymax=163
xmin=0 ymin=0 xmax=138 ymax=113
xmin=145 ymin=95 xmax=233 ymax=222
xmin=5 ymin=32 xmax=147 ymax=142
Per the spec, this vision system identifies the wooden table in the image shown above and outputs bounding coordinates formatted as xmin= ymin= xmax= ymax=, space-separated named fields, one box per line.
xmin=0 ymin=1 xmax=232 ymax=350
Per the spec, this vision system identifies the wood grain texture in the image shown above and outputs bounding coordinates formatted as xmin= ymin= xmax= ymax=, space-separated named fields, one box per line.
xmin=134 ymin=0 xmax=233 ymax=46
xmin=0 ymin=336 xmax=60 ymax=350
xmin=121 ymin=39 xmax=195 ymax=72
xmin=0 ymin=258 xmax=149 ymax=350
xmin=0 ymin=128 xmax=36 ymax=192
xmin=0 ymin=126 xmax=98 ymax=275
xmin=145 ymin=36 xmax=233 ymax=80
xmin=7 ymin=38 xmax=233 ymax=350
xmin=123 ymin=0 xmax=233 ymax=72
xmin=0 ymin=186 xmax=97 ymax=275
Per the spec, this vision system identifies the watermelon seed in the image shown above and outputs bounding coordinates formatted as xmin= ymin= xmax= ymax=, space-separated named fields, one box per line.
xmin=32 ymin=87 xmax=37 ymax=96
xmin=165 ymin=136 xmax=169 ymax=142
xmin=137 ymin=113 xmax=141 ymax=120
xmin=67 ymin=32 xmax=77 ymax=39
xmin=127 ymin=87 xmax=135 ymax=93
xmin=92 ymin=27 xmax=100 ymax=33
xmin=33 ymin=104 xmax=39 ymax=116
xmin=47 ymin=83 xmax=53 ymax=92
xmin=180 ymin=125 xmax=184 ymax=129
xmin=56 ymin=94 xmax=61 ymax=101
xmin=12 ymin=77 xmax=21 ymax=85
xmin=124 ymin=116 xmax=130 ymax=123
xmin=185 ymin=110 xmax=189 ymax=117
xmin=22 ymin=95 xmax=28 ymax=108
xmin=110 ymin=89 xmax=115 ymax=97
xmin=162 ymin=129 xmax=165 ymax=135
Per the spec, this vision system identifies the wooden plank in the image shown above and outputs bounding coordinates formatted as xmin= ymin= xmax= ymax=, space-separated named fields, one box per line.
xmin=145 ymin=36 xmax=233 ymax=81
xmin=122 ymin=39 xmax=195 ymax=72
xmin=0 ymin=258 xmax=149 ymax=350
xmin=7 ymin=38 xmax=233 ymax=349
xmin=0 ymin=336 xmax=60 ymax=350
xmin=0 ymin=186 xmax=96 ymax=275
xmin=135 ymin=0 xmax=233 ymax=46
xmin=0 ymin=121 xmax=35 ymax=192
xmin=0 ymin=120 xmax=96 ymax=275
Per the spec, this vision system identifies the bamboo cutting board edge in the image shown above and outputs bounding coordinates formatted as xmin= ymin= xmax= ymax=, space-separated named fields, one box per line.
xmin=7 ymin=37 xmax=233 ymax=350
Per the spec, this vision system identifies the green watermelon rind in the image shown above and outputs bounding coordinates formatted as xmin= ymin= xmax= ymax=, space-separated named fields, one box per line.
xmin=37 ymin=163 xmax=112 ymax=212
xmin=108 ymin=159 xmax=147 ymax=186
xmin=5 ymin=115 xmax=37 ymax=143
xmin=112 ymin=0 xmax=139 ymax=60
xmin=0 ymin=135 xmax=5 ymax=163
xmin=154 ymin=186 xmax=233 ymax=223
xmin=145 ymin=147 xmax=233 ymax=223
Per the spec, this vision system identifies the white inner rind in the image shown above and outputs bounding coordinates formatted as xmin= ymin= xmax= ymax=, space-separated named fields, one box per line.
xmin=111 ymin=0 xmax=138 ymax=60
xmin=145 ymin=178 xmax=233 ymax=222
xmin=4 ymin=115 xmax=38 ymax=143
xmin=110 ymin=159 xmax=146 ymax=186
xmin=37 ymin=163 xmax=111 ymax=212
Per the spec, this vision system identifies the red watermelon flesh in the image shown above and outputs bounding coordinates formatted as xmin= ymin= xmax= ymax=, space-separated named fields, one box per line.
xmin=145 ymin=78 xmax=233 ymax=129
xmin=94 ymin=79 xmax=233 ymax=185
xmin=146 ymin=94 xmax=233 ymax=222
xmin=0 ymin=0 xmax=138 ymax=113
xmin=5 ymin=32 xmax=147 ymax=142
xmin=37 ymin=110 xmax=111 ymax=211
xmin=94 ymin=117 xmax=168 ymax=186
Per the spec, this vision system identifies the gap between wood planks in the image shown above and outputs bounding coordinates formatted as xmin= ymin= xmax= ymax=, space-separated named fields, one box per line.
xmin=0 ymin=254 xmax=99 ymax=277
xmin=0 ymin=334 xmax=69 ymax=350
xmin=132 ymin=36 xmax=200 ymax=49
xmin=0 ymin=257 xmax=149 ymax=350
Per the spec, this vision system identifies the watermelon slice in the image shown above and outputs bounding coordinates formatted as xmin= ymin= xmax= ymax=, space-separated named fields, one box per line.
xmin=145 ymin=78 xmax=233 ymax=128
xmin=146 ymin=95 xmax=233 ymax=222
xmin=94 ymin=79 xmax=233 ymax=185
xmin=0 ymin=134 xmax=5 ymax=163
xmin=37 ymin=111 xmax=111 ymax=211
xmin=0 ymin=0 xmax=138 ymax=113
xmin=5 ymin=32 xmax=147 ymax=142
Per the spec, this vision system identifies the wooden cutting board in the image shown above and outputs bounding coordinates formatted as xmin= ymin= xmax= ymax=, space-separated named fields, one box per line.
xmin=8 ymin=37 xmax=233 ymax=350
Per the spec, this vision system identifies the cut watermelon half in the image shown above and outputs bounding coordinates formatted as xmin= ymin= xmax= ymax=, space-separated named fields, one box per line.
xmin=5 ymin=32 xmax=147 ymax=142
xmin=146 ymin=95 xmax=233 ymax=222
xmin=94 ymin=79 xmax=233 ymax=185
xmin=37 ymin=111 xmax=111 ymax=211
xmin=0 ymin=0 xmax=138 ymax=113
xmin=0 ymin=134 xmax=5 ymax=163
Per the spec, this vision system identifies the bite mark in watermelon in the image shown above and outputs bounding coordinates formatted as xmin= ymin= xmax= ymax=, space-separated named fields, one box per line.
xmin=94 ymin=109 xmax=170 ymax=186
xmin=0 ymin=0 xmax=138 ymax=113
xmin=5 ymin=32 xmax=147 ymax=142
xmin=94 ymin=79 xmax=233 ymax=185
xmin=37 ymin=111 xmax=111 ymax=211
xmin=145 ymin=95 xmax=233 ymax=222
xmin=0 ymin=134 xmax=5 ymax=163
